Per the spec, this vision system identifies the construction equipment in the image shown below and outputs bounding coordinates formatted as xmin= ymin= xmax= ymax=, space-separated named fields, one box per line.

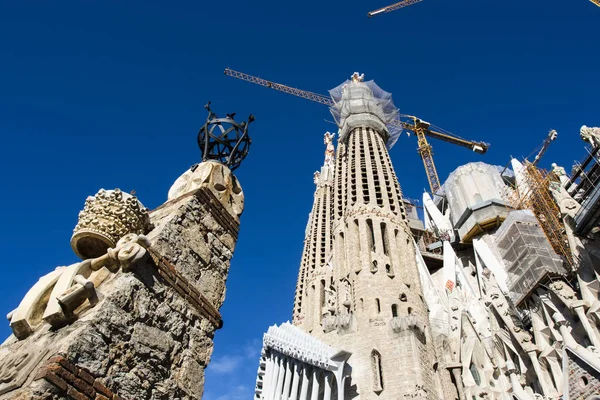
xmin=224 ymin=68 xmax=489 ymax=194
xmin=531 ymin=130 xmax=558 ymax=167
xmin=368 ymin=0 xmax=423 ymax=17
xmin=591 ymin=0 xmax=600 ymax=8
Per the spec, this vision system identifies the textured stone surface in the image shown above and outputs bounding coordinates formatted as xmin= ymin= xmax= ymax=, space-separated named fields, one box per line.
xmin=0 ymin=187 xmax=240 ymax=400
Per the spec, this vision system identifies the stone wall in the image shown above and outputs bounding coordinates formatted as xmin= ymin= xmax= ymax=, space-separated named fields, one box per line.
xmin=0 ymin=187 xmax=240 ymax=400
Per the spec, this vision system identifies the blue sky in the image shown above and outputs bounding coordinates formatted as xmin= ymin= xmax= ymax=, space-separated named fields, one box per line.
xmin=0 ymin=1 xmax=598 ymax=398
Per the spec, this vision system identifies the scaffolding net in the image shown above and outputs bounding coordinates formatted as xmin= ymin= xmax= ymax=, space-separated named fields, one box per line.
xmin=495 ymin=210 xmax=566 ymax=305
xmin=329 ymin=79 xmax=402 ymax=149
xmin=504 ymin=162 xmax=574 ymax=269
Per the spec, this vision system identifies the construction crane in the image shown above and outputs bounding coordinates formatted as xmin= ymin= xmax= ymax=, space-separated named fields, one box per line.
xmin=592 ymin=0 xmax=600 ymax=7
xmin=368 ymin=0 xmax=423 ymax=17
xmin=224 ymin=68 xmax=489 ymax=194
xmin=531 ymin=130 xmax=558 ymax=167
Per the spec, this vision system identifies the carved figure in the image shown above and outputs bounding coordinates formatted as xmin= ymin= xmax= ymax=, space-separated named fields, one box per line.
xmin=580 ymin=125 xmax=600 ymax=148
xmin=313 ymin=171 xmax=321 ymax=185
xmin=324 ymin=131 xmax=335 ymax=168
xmin=351 ymin=72 xmax=365 ymax=83
xmin=340 ymin=278 xmax=352 ymax=308
xmin=549 ymin=182 xmax=581 ymax=219
xmin=550 ymin=163 xmax=570 ymax=187
xmin=8 ymin=234 xmax=151 ymax=339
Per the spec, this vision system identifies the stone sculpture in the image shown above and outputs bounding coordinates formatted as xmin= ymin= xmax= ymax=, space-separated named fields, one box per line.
xmin=168 ymin=160 xmax=244 ymax=220
xmin=7 ymin=189 xmax=153 ymax=340
xmin=580 ymin=125 xmax=600 ymax=148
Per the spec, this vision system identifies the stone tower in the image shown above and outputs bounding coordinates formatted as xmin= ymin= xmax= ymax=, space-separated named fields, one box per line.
xmin=0 ymin=107 xmax=252 ymax=400
xmin=292 ymin=131 xmax=335 ymax=330
xmin=291 ymin=74 xmax=438 ymax=399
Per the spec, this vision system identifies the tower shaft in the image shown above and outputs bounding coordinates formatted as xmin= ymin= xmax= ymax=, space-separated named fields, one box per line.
xmin=293 ymin=77 xmax=439 ymax=399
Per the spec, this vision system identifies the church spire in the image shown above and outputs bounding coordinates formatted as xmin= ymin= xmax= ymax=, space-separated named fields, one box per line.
xmin=292 ymin=132 xmax=335 ymax=327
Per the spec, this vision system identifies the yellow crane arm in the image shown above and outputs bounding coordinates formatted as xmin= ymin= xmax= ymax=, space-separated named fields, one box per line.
xmin=368 ymin=0 xmax=424 ymax=17
xmin=591 ymin=0 xmax=600 ymax=7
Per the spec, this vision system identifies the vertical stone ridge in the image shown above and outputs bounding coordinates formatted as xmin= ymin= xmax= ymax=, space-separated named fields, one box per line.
xmin=292 ymin=137 xmax=335 ymax=328
xmin=293 ymin=77 xmax=438 ymax=398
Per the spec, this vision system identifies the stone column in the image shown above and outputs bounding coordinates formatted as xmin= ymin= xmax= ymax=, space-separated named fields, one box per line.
xmin=323 ymin=372 xmax=332 ymax=400
xmin=310 ymin=368 xmax=320 ymax=400
xmin=504 ymin=358 xmax=532 ymax=400
xmin=289 ymin=361 xmax=301 ymax=400
xmin=447 ymin=364 xmax=466 ymax=400
xmin=299 ymin=365 xmax=310 ymax=400
xmin=527 ymin=350 xmax=552 ymax=397
xmin=274 ymin=356 xmax=286 ymax=400
xmin=268 ymin=355 xmax=282 ymax=400
xmin=281 ymin=357 xmax=293 ymax=400
xmin=573 ymin=301 xmax=600 ymax=349
xmin=262 ymin=353 xmax=273 ymax=398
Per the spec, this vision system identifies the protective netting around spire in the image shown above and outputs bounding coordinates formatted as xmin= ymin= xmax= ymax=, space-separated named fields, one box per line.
xmin=328 ymin=79 xmax=402 ymax=149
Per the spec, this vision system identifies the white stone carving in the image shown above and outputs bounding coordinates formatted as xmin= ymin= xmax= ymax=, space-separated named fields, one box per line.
xmin=580 ymin=125 xmax=600 ymax=148
xmin=8 ymin=234 xmax=150 ymax=339
xmin=351 ymin=72 xmax=364 ymax=83
xmin=168 ymin=160 xmax=244 ymax=220
xmin=71 ymin=188 xmax=152 ymax=259
xmin=263 ymin=322 xmax=340 ymax=370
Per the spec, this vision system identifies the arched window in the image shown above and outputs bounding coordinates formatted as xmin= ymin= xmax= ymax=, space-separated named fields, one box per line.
xmin=391 ymin=304 xmax=398 ymax=317
xmin=367 ymin=219 xmax=375 ymax=251
xmin=371 ymin=350 xmax=384 ymax=392
xmin=380 ymin=222 xmax=389 ymax=255
xmin=407 ymin=307 xmax=413 ymax=315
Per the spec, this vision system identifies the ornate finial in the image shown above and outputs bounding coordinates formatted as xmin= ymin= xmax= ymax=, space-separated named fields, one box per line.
xmin=351 ymin=72 xmax=365 ymax=83
xmin=71 ymin=189 xmax=153 ymax=259
xmin=324 ymin=131 xmax=335 ymax=168
xmin=197 ymin=102 xmax=254 ymax=171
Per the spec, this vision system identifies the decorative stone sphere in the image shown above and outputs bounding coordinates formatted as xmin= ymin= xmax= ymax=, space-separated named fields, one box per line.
xmin=70 ymin=189 xmax=153 ymax=259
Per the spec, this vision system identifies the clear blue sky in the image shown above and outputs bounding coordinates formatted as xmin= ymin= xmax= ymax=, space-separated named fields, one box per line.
xmin=0 ymin=1 xmax=598 ymax=398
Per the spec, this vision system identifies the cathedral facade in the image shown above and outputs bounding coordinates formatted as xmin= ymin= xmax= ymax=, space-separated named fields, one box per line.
xmin=254 ymin=75 xmax=600 ymax=400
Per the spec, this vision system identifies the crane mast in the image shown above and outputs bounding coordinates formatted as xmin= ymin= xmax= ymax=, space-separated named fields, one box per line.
xmin=224 ymin=68 xmax=489 ymax=194
xmin=368 ymin=0 xmax=423 ymax=17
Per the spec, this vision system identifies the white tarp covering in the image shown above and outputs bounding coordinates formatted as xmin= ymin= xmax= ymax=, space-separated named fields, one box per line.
xmin=329 ymin=78 xmax=402 ymax=149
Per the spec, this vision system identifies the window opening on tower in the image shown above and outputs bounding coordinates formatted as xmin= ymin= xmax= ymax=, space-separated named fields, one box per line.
xmin=359 ymin=129 xmax=369 ymax=204
xmin=367 ymin=219 xmax=375 ymax=252
xmin=371 ymin=350 xmax=384 ymax=392
xmin=391 ymin=304 xmax=398 ymax=317
xmin=381 ymin=222 xmax=389 ymax=255
xmin=320 ymin=280 xmax=326 ymax=308
xmin=376 ymin=298 xmax=381 ymax=314
xmin=354 ymin=220 xmax=361 ymax=252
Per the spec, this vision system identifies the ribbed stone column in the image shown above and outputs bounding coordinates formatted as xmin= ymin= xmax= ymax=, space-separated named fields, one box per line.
xmin=289 ymin=362 xmax=300 ymax=400
xmin=310 ymin=369 xmax=320 ymax=400
xmin=573 ymin=302 xmax=600 ymax=349
xmin=281 ymin=357 xmax=293 ymax=400
xmin=299 ymin=365 xmax=310 ymax=400
xmin=323 ymin=372 xmax=332 ymax=400
xmin=527 ymin=350 xmax=552 ymax=396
